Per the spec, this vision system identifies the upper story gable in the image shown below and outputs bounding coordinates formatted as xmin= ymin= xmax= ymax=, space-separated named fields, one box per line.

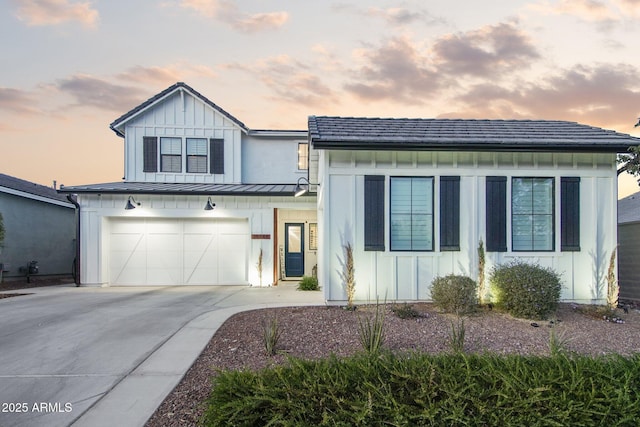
xmin=110 ymin=82 xmax=309 ymax=186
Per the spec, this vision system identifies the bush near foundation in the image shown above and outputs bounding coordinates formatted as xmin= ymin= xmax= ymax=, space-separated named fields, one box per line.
xmin=490 ymin=260 xmax=561 ymax=320
xmin=430 ymin=274 xmax=477 ymax=315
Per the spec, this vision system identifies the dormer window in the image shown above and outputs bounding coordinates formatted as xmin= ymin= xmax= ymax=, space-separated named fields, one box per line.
xmin=161 ymin=137 xmax=182 ymax=173
xmin=187 ymin=138 xmax=207 ymax=173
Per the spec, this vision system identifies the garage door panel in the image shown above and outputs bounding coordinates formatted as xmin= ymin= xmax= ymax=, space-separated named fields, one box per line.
xmin=218 ymin=234 xmax=247 ymax=283
xmin=184 ymin=221 xmax=216 ymax=234
xmin=108 ymin=218 xmax=248 ymax=285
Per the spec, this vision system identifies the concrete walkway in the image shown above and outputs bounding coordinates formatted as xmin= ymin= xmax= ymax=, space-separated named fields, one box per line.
xmin=0 ymin=283 xmax=324 ymax=427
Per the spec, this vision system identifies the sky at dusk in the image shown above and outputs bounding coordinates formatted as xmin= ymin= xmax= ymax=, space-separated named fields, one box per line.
xmin=2 ymin=0 xmax=640 ymax=198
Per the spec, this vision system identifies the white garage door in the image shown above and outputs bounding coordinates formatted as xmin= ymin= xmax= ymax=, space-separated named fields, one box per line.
xmin=108 ymin=218 xmax=248 ymax=285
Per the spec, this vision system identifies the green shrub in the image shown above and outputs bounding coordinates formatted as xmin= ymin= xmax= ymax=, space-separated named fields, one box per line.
xmin=391 ymin=303 xmax=420 ymax=319
xmin=430 ymin=274 xmax=477 ymax=314
xmin=490 ymin=260 xmax=562 ymax=320
xmin=297 ymin=275 xmax=319 ymax=291
xmin=203 ymin=352 xmax=640 ymax=426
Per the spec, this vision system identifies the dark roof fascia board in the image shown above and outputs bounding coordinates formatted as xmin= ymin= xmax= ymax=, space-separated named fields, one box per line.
xmin=311 ymin=140 xmax=631 ymax=153
xmin=109 ymin=82 xmax=249 ymax=137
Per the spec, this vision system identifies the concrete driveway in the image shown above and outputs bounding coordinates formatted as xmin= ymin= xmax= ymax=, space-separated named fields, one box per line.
xmin=0 ymin=284 xmax=323 ymax=427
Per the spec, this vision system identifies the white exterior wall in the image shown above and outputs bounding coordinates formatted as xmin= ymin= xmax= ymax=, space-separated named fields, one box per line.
xmin=241 ymin=135 xmax=308 ymax=183
xmin=319 ymin=150 xmax=618 ymax=304
xmin=123 ymin=90 xmax=243 ymax=183
xmin=77 ymin=193 xmax=315 ymax=286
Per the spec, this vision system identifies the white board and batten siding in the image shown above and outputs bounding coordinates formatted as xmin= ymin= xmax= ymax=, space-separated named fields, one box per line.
xmin=319 ymin=150 xmax=618 ymax=304
xmin=123 ymin=90 xmax=243 ymax=183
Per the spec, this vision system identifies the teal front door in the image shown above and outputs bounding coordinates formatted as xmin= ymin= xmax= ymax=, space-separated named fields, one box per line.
xmin=285 ymin=223 xmax=304 ymax=277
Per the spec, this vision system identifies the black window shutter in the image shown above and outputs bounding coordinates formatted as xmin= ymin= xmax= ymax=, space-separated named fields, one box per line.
xmin=210 ymin=138 xmax=224 ymax=174
xmin=440 ymin=176 xmax=460 ymax=251
xmin=143 ymin=136 xmax=158 ymax=172
xmin=561 ymin=177 xmax=580 ymax=251
xmin=364 ymin=175 xmax=385 ymax=251
xmin=486 ymin=176 xmax=507 ymax=252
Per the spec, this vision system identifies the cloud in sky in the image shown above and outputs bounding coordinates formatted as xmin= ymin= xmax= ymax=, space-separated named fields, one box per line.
xmin=224 ymin=54 xmax=338 ymax=107
xmin=178 ymin=0 xmax=288 ymax=32
xmin=453 ymin=63 xmax=640 ymax=127
xmin=433 ymin=22 xmax=539 ymax=77
xmin=12 ymin=0 xmax=99 ymax=28
xmin=344 ymin=22 xmax=538 ymax=103
xmin=366 ymin=6 xmax=446 ymax=26
xmin=116 ymin=63 xmax=216 ymax=85
xmin=56 ymin=75 xmax=148 ymax=113
xmin=0 ymin=87 xmax=39 ymax=115
xmin=526 ymin=0 xmax=640 ymax=29
xmin=345 ymin=36 xmax=441 ymax=103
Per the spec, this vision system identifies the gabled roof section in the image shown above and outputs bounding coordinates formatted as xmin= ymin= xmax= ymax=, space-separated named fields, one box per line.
xmin=308 ymin=116 xmax=640 ymax=152
xmin=618 ymin=190 xmax=640 ymax=224
xmin=109 ymin=82 xmax=249 ymax=137
xmin=0 ymin=173 xmax=75 ymax=208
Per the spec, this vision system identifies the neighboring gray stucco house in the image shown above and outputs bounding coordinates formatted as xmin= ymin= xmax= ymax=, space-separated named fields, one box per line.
xmin=0 ymin=174 xmax=76 ymax=280
xmin=618 ymin=190 xmax=640 ymax=301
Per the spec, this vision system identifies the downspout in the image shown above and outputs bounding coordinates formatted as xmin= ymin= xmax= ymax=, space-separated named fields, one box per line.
xmin=66 ymin=194 xmax=81 ymax=286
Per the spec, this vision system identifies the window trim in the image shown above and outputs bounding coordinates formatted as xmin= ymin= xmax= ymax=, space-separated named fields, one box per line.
xmin=160 ymin=137 xmax=183 ymax=173
xmin=186 ymin=138 xmax=208 ymax=174
xmin=389 ymin=176 xmax=434 ymax=252
xmin=511 ymin=177 xmax=556 ymax=252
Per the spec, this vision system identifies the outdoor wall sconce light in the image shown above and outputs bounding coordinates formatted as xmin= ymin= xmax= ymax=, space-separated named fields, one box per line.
xmin=204 ymin=197 xmax=216 ymax=210
xmin=125 ymin=196 xmax=140 ymax=210
xmin=294 ymin=177 xmax=311 ymax=197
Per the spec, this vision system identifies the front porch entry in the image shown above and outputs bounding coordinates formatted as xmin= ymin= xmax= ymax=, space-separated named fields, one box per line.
xmin=275 ymin=209 xmax=317 ymax=283
xmin=284 ymin=223 xmax=304 ymax=277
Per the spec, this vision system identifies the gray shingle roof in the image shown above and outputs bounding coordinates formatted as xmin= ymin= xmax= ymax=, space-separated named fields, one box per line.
xmin=57 ymin=182 xmax=309 ymax=197
xmin=619 ymin=190 xmax=640 ymax=224
xmin=0 ymin=173 xmax=73 ymax=206
xmin=109 ymin=82 xmax=249 ymax=137
xmin=308 ymin=116 xmax=640 ymax=152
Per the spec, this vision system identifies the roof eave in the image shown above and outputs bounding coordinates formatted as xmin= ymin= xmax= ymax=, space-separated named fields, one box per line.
xmin=311 ymin=139 xmax=632 ymax=153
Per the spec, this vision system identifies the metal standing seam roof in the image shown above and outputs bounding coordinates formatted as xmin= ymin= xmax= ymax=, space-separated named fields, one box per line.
xmin=109 ymin=82 xmax=250 ymax=137
xmin=57 ymin=182 xmax=309 ymax=196
xmin=0 ymin=173 xmax=74 ymax=206
xmin=308 ymin=116 xmax=640 ymax=152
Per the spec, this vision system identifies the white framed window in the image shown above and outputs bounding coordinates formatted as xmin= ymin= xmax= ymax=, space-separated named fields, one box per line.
xmin=160 ymin=137 xmax=182 ymax=173
xmin=511 ymin=177 xmax=555 ymax=251
xmin=390 ymin=177 xmax=434 ymax=251
xmin=186 ymin=138 xmax=207 ymax=173
xmin=298 ymin=143 xmax=309 ymax=170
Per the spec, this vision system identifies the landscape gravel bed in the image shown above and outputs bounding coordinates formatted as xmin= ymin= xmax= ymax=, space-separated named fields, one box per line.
xmin=146 ymin=303 xmax=640 ymax=427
